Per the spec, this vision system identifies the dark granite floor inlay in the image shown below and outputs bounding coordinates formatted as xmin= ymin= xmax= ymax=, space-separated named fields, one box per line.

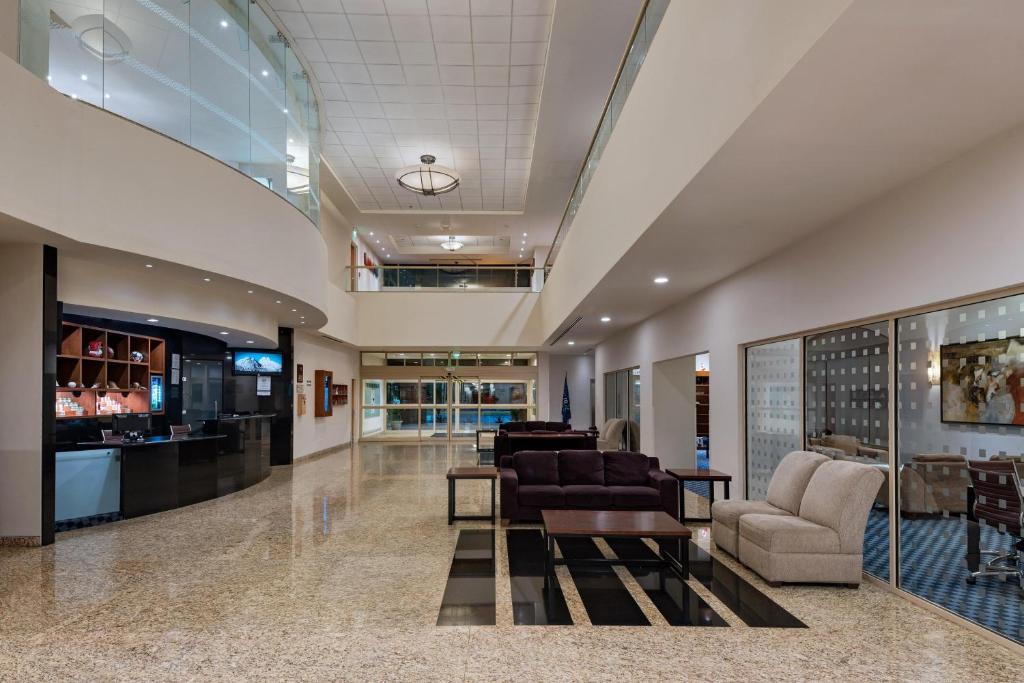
xmin=437 ymin=529 xmax=496 ymax=625
xmin=664 ymin=540 xmax=806 ymax=628
xmin=506 ymin=530 xmax=573 ymax=625
xmin=555 ymin=537 xmax=650 ymax=626
xmin=603 ymin=538 xmax=729 ymax=627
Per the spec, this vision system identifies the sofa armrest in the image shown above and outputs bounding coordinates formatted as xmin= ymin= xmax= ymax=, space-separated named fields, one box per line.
xmin=500 ymin=467 xmax=520 ymax=520
xmin=648 ymin=469 xmax=678 ymax=518
xmin=494 ymin=433 xmax=510 ymax=459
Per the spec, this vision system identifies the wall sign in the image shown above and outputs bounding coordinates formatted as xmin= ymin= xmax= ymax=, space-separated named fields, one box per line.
xmin=257 ymin=375 xmax=271 ymax=396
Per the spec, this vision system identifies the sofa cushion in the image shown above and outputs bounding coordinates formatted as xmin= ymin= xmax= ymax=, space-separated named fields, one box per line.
xmin=800 ymin=460 xmax=882 ymax=533
xmin=765 ymin=451 xmax=830 ymax=514
xmin=564 ymin=485 xmax=613 ymax=508
xmin=518 ymin=484 xmax=565 ymax=508
xmin=558 ymin=450 xmax=605 ymax=485
xmin=609 ymin=485 xmax=660 ymax=508
xmin=525 ymin=421 xmax=547 ymax=432
xmin=545 ymin=422 xmax=570 ymax=432
xmin=502 ymin=421 xmax=525 ymax=432
xmin=738 ymin=514 xmax=840 ymax=554
xmin=603 ymin=451 xmax=650 ymax=486
xmin=513 ymin=451 xmax=559 ymax=485
xmin=711 ymin=499 xmax=790 ymax=529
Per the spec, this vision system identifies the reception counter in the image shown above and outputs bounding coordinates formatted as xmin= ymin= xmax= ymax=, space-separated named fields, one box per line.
xmin=56 ymin=415 xmax=274 ymax=527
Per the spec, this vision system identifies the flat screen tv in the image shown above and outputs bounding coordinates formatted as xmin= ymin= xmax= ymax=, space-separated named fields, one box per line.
xmin=233 ymin=350 xmax=284 ymax=376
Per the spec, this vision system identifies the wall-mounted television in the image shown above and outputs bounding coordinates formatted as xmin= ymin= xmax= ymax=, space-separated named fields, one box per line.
xmin=232 ymin=350 xmax=284 ymax=376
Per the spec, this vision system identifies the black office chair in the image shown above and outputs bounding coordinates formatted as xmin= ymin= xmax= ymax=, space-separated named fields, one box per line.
xmin=965 ymin=460 xmax=1023 ymax=595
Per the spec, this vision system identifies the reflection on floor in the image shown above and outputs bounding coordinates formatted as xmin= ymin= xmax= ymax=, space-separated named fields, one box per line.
xmin=864 ymin=508 xmax=1022 ymax=644
xmin=1 ymin=441 xmax=1021 ymax=680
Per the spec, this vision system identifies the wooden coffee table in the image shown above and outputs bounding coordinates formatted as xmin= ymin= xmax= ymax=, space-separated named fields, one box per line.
xmin=446 ymin=466 xmax=498 ymax=525
xmin=541 ymin=510 xmax=691 ymax=579
xmin=666 ymin=468 xmax=732 ymax=523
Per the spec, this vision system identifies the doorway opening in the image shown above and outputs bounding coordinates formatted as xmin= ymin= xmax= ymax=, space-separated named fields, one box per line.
xmin=651 ymin=352 xmax=710 ymax=470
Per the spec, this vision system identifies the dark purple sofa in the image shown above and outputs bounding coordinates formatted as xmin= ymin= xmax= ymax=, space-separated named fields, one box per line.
xmin=494 ymin=421 xmax=595 ymax=459
xmin=499 ymin=450 xmax=678 ymax=523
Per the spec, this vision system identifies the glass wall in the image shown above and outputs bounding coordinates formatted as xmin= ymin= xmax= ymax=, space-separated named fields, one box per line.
xmin=805 ymin=323 xmax=890 ymax=580
xmin=603 ymin=367 xmax=641 ymax=451
xmin=19 ymin=0 xmax=321 ymax=225
xmin=745 ymin=339 xmax=802 ymax=499
xmin=897 ymin=293 xmax=1024 ymax=646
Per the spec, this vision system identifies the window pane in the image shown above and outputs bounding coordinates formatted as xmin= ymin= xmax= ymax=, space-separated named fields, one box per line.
xmin=456 ymin=379 xmax=479 ymax=404
xmin=385 ymin=408 xmax=419 ymax=433
xmin=247 ymin=8 xmax=286 ymax=198
xmin=897 ymin=294 xmax=1024 ymax=646
xmin=385 ymin=380 xmax=418 ymax=405
xmin=482 ymin=408 xmax=527 ymax=427
xmin=745 ymin=339 xmax=802 ymax=500
xmin=361 ymin=353 xmax=385 ymax=366
xmin=480 ymin=381 xmax=527 ymax=405
xmin=421 ymin=407 xmax=447 ymax=436
xmin=805 ymin=322 xmax=890 ymax=581
xmin=361 ymin=408 xmax=384 ymax=436
xmin=362 ymin=379 xmax=383 ymax=406
xmin=479 ymin=353 xmax=512 ymax=367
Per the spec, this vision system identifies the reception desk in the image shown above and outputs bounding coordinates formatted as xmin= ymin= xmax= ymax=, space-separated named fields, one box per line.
xmin=57 ymin=415 xmax=274 ymax=526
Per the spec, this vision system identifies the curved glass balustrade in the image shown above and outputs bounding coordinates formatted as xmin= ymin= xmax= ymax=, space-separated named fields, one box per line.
xmin=18 ymin=0 xmax=321 ymax=227
xmin=545 ymin=0 xmax=669 ymax=267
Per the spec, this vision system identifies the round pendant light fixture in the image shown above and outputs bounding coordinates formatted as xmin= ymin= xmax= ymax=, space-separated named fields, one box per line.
xmin=440 ymin=237 xmax=464 ymax=251
xmin=396 ymin=154 xmax=460 ymax=196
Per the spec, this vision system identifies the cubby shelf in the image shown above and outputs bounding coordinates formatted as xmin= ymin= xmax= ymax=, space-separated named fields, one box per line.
xmin=56 ymin=322 xmax=166 ymax=418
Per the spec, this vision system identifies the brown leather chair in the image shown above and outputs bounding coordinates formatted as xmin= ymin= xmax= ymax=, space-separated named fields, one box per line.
xmin=170 ymin=424 xmax=192 ymax=437
xmin=965 ymin=460 xmax=1023 ymax=595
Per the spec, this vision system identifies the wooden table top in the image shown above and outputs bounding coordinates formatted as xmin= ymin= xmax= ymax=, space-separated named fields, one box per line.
xmin=541 ymin=510 xmax=692 ymax=538
xmin=666 ymin=468 xmax=732 ymax=481
xmin=446 ymin=466 xmax=499 ymax=480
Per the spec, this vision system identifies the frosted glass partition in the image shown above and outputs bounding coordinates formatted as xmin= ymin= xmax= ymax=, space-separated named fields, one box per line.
xmin=745 ymin=339 xmax=802 ymax=499
xmin=19 ymin=0 xmax=321 ymax=227
xmin=897 ymin=294 xmax=1024 ymax=645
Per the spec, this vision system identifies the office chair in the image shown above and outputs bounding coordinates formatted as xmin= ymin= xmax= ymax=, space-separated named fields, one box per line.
xmin=965 ymin=460 xmax=1023 ymax=595
xmin=170 ymin=424 xmax=192 ymax=437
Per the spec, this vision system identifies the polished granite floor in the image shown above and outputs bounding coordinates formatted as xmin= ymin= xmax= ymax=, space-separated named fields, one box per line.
xmin=1 ymin=442 xmax=1021 ymax=681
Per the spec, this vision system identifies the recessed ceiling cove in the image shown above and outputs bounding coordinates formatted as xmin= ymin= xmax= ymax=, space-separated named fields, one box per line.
xmin=271 ymin=0 xmax=553 ymax=213
xmin=391 ymin=233 xmax=511 ymax=254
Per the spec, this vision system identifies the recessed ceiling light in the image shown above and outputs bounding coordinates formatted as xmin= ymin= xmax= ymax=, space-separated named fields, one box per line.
xmin=654 ymin=276 xmax=669 ymax=284
xmin=375 ymin=239 xmax=380 ymax=243
xmin=261 ymin=70 xmax=268 ymax=77
xmin=104 ymin=92 xmax=110 ymax=99
xmin=291 ymin=308 xmax=297 ymax=312
xmin=275 ymin=300 xmax=282 ymax=304
xmin=70 ymin=94 xmax=78 ymax=100
xmin=146 ymin=318 xmax=159 ymax=323
xmin=369 ymin=231 xmax=374 ymax=236
xmin=300 ymin=321 xmax=305 ymax=324
xmin=288 ymin=138 xmax=294 ymax=143
xmin=521 ymin=240 xmax=526 ymax=245
xmin=219 ymin=19 xmax=228 ymax=28
xmin=80 ymin=73 xmax=88 ymax=81
xmin=247 ymin=290 xmax=253 ymax=294
xmin=219 ymin=331 xmax=229 ymax=335
xmin=523 ymin=232 xmax=527 ymax=237
xmin=203 ymin=277 xmax=211 ymax=282
xmin=145 ymin=264 xmax=153 ymax=268
xmin=568 ymin=341 xmax=576 ymax=346
xmin=246 ymin=340 xmax=254 ymax=344
xmin=600 ymin=316 xmax=611 ymax=323
xmin=282 ymin=108 xmax=288 ymax=114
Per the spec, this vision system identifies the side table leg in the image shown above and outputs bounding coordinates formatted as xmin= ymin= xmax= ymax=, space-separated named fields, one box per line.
xmin=490 ymin=478 xmax=496 ymax=524
xmin=725 ymin=479 xmax=730 ymax=501
xmin=448 ymin=478 xmax=454 ymax=525
xmin=678 ymin=480 xmax=686 ymax=523
xmin=546 ymin=533 xmax=554 ymax=576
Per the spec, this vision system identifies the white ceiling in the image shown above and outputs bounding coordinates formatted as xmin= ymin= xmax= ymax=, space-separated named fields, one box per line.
xmin=270 ymin=0 xmax=554 ymax=213
xmin=300 ymin=0 xmax=644 ymax=262
xmin=558 ymin=0 xmax=1024 ymax=348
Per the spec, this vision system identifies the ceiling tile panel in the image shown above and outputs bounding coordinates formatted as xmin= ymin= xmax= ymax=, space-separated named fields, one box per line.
xmin=471 ymin=15 xmax=511 ymax=42
xmin=390 ymin=16 xmax=433 ymax=41
xmin=310 ymin=13 xmax=356 ymax=39
xmin=348 ymin=14 xmax=394 ymax=41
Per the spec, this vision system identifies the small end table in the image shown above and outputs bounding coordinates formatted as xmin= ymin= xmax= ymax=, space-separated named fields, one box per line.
xmin=666 ymin=468 xmax=732 ymax=524
xmin=475 ymin=428 xmax=497 ymax=465
xmin=446 ymin=466 xmax=498 ymax=525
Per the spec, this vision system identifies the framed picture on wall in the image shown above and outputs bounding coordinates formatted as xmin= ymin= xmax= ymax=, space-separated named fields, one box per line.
xmin=940 ymin=337 xmax=1024 ymax=425
xmin=297 ymin=363 xmax=303 ymax=383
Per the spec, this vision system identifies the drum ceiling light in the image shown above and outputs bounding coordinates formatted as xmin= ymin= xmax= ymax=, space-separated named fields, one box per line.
xmin=395 ymin=155 xmax=460 ymax=196
xmin=440 ymin=236 xmax=464 ymax=251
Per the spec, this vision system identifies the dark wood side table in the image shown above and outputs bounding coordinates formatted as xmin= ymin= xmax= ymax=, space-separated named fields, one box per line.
xmin=666 ymin=468 xmax=732 ymax=524
xmin=446 ymin=466 xmax=498 ymax=525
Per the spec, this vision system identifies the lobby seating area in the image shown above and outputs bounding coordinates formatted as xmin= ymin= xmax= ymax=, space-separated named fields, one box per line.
xmin=493 ymin=422 xmax=597 ymax=460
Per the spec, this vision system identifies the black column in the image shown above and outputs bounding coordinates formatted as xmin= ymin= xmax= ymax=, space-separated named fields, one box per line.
xmin=269 ymin=327 xmax=294 ymax=466
xmin=41 ymin=245 xmax=57 ymax=546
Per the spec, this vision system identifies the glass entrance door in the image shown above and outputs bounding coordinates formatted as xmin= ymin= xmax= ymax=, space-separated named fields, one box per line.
xmin=181 ymin=356 xmax=223 ymax=430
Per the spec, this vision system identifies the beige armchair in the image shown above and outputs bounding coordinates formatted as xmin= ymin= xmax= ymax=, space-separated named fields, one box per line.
xmin=737 ymin=460 xmax=884 ymax=586
xmin=711 ymin=451 xmax=829 ymax=557
xmin=596 ymin=418 xmax=626 ymax=451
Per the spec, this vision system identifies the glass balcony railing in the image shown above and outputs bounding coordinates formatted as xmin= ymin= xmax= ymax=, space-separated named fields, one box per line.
xmin=347 ymin=265 xmax=548 ymax=292
xmin=545 ymin=0 xmax=669 ymax=268
xmin=18 ymin=0 xmax=321 ymax=227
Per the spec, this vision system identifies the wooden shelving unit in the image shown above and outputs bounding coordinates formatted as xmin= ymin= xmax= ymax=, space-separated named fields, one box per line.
xmin=55 ymin=322 xmax=166 ymax=419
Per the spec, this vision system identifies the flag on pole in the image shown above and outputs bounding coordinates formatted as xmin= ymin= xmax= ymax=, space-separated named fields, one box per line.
xmin=561 ymin=372 xmax=572 ymax=425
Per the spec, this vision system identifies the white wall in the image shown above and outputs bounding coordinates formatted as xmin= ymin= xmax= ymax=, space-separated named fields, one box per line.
xmin=292 ymin=331 xmax=358 ymax=459
xmin=596 ymin=121 xmax=1024 ymax=489
xmin=542 ymin=353 xmax=594 ymax=429
xmin=0 ymin=244 xmax=42 ymax=539
xmin=652 ymin=355 xmax=697 ymax=470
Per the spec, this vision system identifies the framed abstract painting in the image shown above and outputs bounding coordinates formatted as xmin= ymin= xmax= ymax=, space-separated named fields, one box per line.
xmin=940 ymin=337 xmax=1024 ymax=425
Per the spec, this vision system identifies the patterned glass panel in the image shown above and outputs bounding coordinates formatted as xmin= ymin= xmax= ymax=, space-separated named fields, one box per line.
xmin=746 ymin=339 xmax=802 ymax=500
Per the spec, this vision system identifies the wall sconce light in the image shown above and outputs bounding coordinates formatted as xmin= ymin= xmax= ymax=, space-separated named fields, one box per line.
xmin=927 ymin=350 xmax=941 ymax=386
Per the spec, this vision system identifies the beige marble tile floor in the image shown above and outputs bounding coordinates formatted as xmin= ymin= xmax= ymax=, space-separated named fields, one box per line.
xmin=0 ymin=442 xmax=1019 ymax=682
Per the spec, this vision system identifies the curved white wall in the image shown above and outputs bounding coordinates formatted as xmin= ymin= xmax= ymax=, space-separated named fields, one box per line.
xmin=0 ymin=53 xmax=328 ymax=318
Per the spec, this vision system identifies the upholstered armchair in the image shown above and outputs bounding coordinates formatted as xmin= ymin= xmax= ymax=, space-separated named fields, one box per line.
xmin=596 ymin=418 xmax=626 ymax=451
